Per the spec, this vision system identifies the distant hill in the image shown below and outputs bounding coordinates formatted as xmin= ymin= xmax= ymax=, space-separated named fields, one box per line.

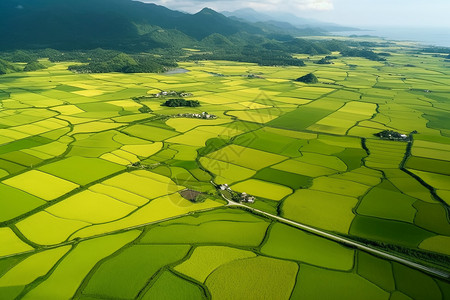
xmin=0 ymin=0 xmax=379 ymax=69
xmin=222 ymin=8 xmax=358 ymax=32
xmin=0 ymin=59 xmax=22 ymax=74
xmin=0 ymin=0 xmax=262 ymax=50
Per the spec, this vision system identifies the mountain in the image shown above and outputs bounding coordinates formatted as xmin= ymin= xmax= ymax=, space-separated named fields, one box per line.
xmin=0 ymin=0 xmax=262 ymax=50
xmin=181 ymin=8 xmax=262 ymax=39
xmin=222 ymin=8 xmax=357 ymax=32
xmin=0 ymin=0 xmax=368 ymax=68
xmin=253 ymin=20 xmax=325 ymax=37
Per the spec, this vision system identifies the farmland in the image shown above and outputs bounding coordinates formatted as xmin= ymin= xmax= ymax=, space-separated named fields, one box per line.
xmin=0 ymin=40 xmax=449 ymax=299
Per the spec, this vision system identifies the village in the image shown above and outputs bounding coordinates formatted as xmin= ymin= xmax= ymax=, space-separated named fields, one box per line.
xmin=132 ymin=90 xmax=194 ymax=102
xmin=152 ymin=90 xmax=193 ymax=98
xmin=219 ymin=183 xmax=256 ymax=204
xmin=174 ymin=111 xmax=217 ymax=119
xmin=375 ymin=130 xmax=412 ymax=141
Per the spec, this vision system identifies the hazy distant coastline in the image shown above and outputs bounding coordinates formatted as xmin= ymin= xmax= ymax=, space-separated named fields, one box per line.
xmin=332 ymin=27 xmax=450 ymax=48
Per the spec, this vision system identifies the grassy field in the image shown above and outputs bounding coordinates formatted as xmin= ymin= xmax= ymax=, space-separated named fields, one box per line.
xmin=0 ymin=40 xmax=449 ymax=298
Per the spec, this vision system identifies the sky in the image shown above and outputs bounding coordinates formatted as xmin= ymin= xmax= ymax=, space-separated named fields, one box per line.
xmin=141 ymin=0 xmax=450 ymax=28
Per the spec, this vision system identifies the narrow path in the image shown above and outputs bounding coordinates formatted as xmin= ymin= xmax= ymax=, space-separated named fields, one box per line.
xmin=221 ymin=194 xmax=450 ymax=280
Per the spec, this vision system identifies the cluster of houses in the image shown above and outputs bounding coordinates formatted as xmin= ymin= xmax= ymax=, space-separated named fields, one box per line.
xmin=375 ymin=130 xmax=410 ymax=141
xmin=128 ymin=161 xmax=160 ymax=170
xmin=219 ymin=184 xmax=256 ymax=204
xmin=240 ymin=192 xmax=256 ymax=204
xmin=176 ymin=112 xmax=217 ymax=119
xmin=152 ymin=91 xmax=193 ymax=98
xmin=243 ymin=74 xmax=263 ymax=79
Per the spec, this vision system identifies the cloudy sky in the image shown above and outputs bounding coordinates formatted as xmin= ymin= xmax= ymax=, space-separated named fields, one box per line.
xmin=141 ymin=0 xmax=450 ymax=28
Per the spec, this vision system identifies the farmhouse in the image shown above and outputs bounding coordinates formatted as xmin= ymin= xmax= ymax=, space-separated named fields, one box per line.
xmin=240 ymin=192 xmax=256 ymax=204
xmin=219 ymin=184 xmax=231 ymax=191
xmin=375 ymin=130 xmax=410 ymax=141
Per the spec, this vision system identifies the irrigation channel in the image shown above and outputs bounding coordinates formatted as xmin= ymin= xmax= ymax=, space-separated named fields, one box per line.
xmin=220 ymin=193 xmax=450 ymax=281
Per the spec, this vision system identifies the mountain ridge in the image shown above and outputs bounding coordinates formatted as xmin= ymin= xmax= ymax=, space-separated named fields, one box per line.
xmin=222 ymin=8 xmax=358 ymax=32
xmin=0 ymin=0 xmax=262 ymax=50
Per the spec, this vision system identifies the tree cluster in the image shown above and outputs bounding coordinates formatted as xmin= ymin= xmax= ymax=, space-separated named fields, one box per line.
xmin=374 ymin=130 xmax=409 ymax=141
xmin=189 ymin=46 xmax=305 ymax=67
xmin=24 ymin=61 xmax=47 ymax=72
xmin=352 ymin=236 xmax=450 ymax=267
xmin=68 ymin=52 xmax=176 ymax=74
xmin=0 ymin=59 xmax=21 ymax=75
xmin=315 ymin=57 xmax=332 ymax=64
xmin=341 ymin=49 xmax=386 ymax=61
xmin=421 ymin=47 xmax=450 ymax=54
xmin=162 ymin=99 xmax=200 ymax=107
xmin=296 ymin=73 xmax=318 ymax=84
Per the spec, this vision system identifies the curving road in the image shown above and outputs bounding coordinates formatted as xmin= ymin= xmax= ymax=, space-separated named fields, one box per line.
xmin=221 ymin=194 xmax=450 ymax=280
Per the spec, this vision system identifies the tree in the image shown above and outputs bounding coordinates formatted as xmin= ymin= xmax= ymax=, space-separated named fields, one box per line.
xmin=295 ymin=73 xmax=318 ymax=84
xmin=162 ymin=99 xmax=200 ymax=107
xmin=24 ymin=61 xmax=47 ymax=72
xmin=341 ymin=49 xmax=385 ymax=61
xmin=316 ymin=58 xmax=331 ymax=64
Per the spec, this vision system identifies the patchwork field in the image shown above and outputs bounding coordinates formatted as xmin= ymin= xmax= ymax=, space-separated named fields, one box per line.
xmin=0 ymin=41 xmax=449 ymax=298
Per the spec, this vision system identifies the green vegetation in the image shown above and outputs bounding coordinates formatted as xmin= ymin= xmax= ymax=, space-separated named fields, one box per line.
xmin=357 ymin=251 xmax=395 ymax=291
xmin=375 ymin=130 xmax=410 ymax=141
xmin=82 ymin=245 xmax=190 ymax=299
xmin=175 ymin=246 xmax=255 ymax=283
xmin=23 ymin=231 xmax=140 ymax=299
xmin=292 ymin=265 xmax=390 ymax=299
xmin=68 ymin=53 xmax=175 ymax=74
xmin=341 ymin=48 xmax=386 ymax=61
xmin=295 ymin=73 xmax=318 ymax=83
xmin=0 ymin=59 xmax=21 ymax=75
xmin=335 ymin=148 xmax=366 ymax=171
xmin=282 ymin=189 xmax=358 ymax=234
xmin=261 ymin=223 xmax=354 ymax=270
xmin=350 ymin=216 xmax=435 ymax=247
xmin=269 ymin=105 xmax=336 ymax=131
xmin=141 ymin=211 xmax=269 ymax=246
xmin=253 ymin=168 xmax=312 ymax=189
xmin=38 ymin=156 xmax=124 ymax=185
xmin=315 ymin=56 xmax=336 ymax=64
xmin=357 ymin=186 xmax=417 ymax=222
xmin=162 ymin=99 xmax=201 ymax=107
xmin=189 ymin=46 xmax=307 ymax=66
xmin=0 ymin=184 xmax=45 ymax=223
xmin=0 ymin=34 xmax=449 ymax=298
xmin=141 ymin=271 xmax=206 ymax=300
xmin=206 ymin=256 xmax=298 ymax=300
xmin=393 ymin=262 xmax=443 ymax=299
xmin=23 ymin=61 xmax=47 ymax=72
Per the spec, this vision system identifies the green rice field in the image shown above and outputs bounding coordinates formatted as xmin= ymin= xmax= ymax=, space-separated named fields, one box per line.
xmin=0 ymin=40 xmax=449 ymax=299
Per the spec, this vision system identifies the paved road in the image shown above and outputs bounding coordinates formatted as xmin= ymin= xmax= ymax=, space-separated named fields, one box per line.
xmin=6 ymin=190 xmax=448 ymax=281
xmin=222 ymin=195 xmax=450 ymax=280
